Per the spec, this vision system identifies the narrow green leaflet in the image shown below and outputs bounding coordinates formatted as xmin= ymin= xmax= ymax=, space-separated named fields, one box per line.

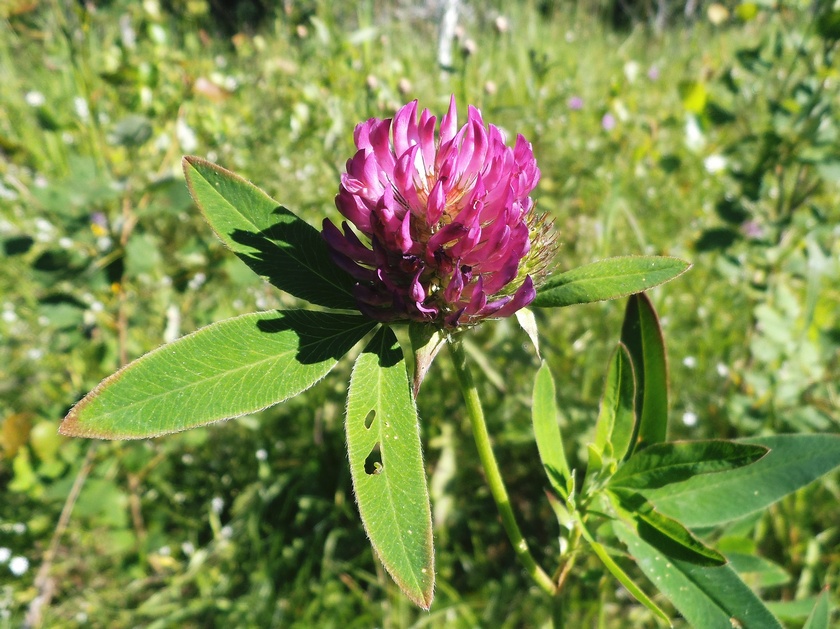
xmin=727 ymin=553 xmax=791 ymax=589
xmin=182 ymin=156 xmax=357 ymax=310
xmin=802 ymin=588 xmax=831 ymax=629
xmin=532 ymin=361 xmax=572 ymax=495
xmin=346 ymin=326 xmax=434 ymax=609
xmin=644 ymin=434 xmax=840 ymax=528
xmin=60 ymin=311 xmax=375 ymax=439
xmin=585 ymin=537 xmax=670 ymax=625
xmin=609 ymin=441 xmax=768 ymax=490
xmin=622 ymin=293 xmax=669 ymax=451
xmin=609 ymin=489 xmax=725 ymax=566
xmin=532 ymin=256 xmax=690 ymax=308
xmin=592 ymin=343 xmax=636 ymax=464
xmin=614 ymin=521 xmax=783 ymax=629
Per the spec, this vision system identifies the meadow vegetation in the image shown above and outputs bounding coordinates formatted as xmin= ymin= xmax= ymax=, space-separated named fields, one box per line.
xmin=1 ymin=0 xmax=838 ymax=626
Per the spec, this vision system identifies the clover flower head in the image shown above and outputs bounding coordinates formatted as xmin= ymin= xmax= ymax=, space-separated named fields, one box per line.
xmin=323 ymin=96 xmax=555 ymax=329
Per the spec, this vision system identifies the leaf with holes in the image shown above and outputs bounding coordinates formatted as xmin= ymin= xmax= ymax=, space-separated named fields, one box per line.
xmin=346 ymin=326 xmax=434 ymax=609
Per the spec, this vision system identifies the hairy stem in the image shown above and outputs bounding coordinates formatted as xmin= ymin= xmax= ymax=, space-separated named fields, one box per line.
xmin=448 ymin=337 xmax=556 ymax=596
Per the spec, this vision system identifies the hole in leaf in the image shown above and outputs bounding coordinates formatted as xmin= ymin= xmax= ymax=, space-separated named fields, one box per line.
xmin=364 ymin=409 xmax=375 ymax=430
xmin=364 ymin=442 xmax=383 ymax=475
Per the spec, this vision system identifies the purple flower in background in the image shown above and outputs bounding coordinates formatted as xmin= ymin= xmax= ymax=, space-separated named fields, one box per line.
xmin=647 ymin=65 xmax=660 ymax=81
xmin=601 ymin=113 xmax=616 ymax=131
xmin=322 ymin=96 xmax=555 ymax=329
xmin=567 ymin=96 xmax=583 ymax=111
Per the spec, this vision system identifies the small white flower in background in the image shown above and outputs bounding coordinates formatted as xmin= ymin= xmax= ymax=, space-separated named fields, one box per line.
xmin=59 ymin=237 xmax=74 ymax=249
xmin=704 ymin=154 xmax=727 ymax=174
xmin=9 ymin=556 xmax=29 ymax=576
xmin=684 ymin=115 xmax=705 ymax=151
xmin=256 ymin=449 xmax=268 ymax=461
xmin=682 ymin=411 xmax=699 ymax=427
xmin=27 ymin=348 xmax=44 ymax=361
xmin=187 ymin=272 xmax=206 ymax=290
xmin=0 ymin=547 xmax=11 ymax=562
xmin=34 ymin=218 xmax=53 ymax=234
xmin=0 ymin=182 xmax=18 ymax=201
xmin=716 ymin=363 xmax=730 ymax=378
xmin=74 ymin=97 xmax=90 ymax=121
xmin=220 ymin=525 xmax=233 ymax=539
xmin=176 ymin=118 xmax=198 ymax=153
xmin=624 ymin=60 xmax=640 ymax=83
xmin=683 ymin=356 xmax=697 ymax=368
xmin=97 ymin=236 xmax=113 ymax=251
xmin=158 ymin=546 xmax=171 ymax=557
xmin=181 ymin=541 xmax=195 ymax=556
xmin=181 ymin=453 xmax=194 ymax=464
xmin=155 ymin=132 xmax=171 ymax=152
xmin=25 ymin=91 xmax=45 ymax=107
xmin=211 ymin=496 xmax=225 ymax=514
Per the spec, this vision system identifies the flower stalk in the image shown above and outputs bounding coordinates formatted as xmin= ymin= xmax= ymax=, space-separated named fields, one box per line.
xmin=447 ymin=336 xmax=556 ymax=596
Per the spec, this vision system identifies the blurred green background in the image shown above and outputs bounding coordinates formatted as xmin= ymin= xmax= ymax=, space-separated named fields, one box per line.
xmin=1 ymin=0 xmax=838 ymax=626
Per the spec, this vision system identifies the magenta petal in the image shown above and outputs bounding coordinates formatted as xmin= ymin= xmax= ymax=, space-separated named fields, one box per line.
xmin=494 ymin=276 xmax=536 ymax=318
xmin=444 ymin=265 xmax=465 ymax=302
xmin=325 ymin=96 xmax=547 ymax=328
xmin=439 ymin=95 xmax=458 ymax=144
xmin=427 ymin=179 xmax=447 ymax=224
xmin=393 ymin=100 xmax=419 ymax=157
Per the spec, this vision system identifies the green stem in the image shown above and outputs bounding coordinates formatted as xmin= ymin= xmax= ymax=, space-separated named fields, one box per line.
xmin=448 ymin=337 xmax=556 ymax=596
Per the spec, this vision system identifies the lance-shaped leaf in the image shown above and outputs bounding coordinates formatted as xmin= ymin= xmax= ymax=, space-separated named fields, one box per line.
xmin=609 ymin=441 xmax=768 ymax=490
xmin=614 ymin=521 xmax=783 ymax=629
xmin=532 ymin=361 xmax=572 ymax=496
xmin=346 ymin=326 xmax=434 ymax=609
xmin=592 ymin=343 xmax=636 ymax=465
xmin=622 ymin=293 xmax=669 ymax=452
xmin=60 ymin=311 xmax=375 ymax=439
xmin=532 ymin=256 xmax=690 ymax=308
xmin=802 ymin=588 xmax=830 ymax=629
xmin=578 ymin=529 xmax=670 ymax=625
xmin=609 ymin=488 xmax=726 ymax=567
xmin=183 ymin=156 xmax=357 ymax=310
xmin=644 ymin=434 xmax=840 ymax=528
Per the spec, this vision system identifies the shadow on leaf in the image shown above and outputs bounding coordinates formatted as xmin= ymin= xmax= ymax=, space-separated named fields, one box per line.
xmin=229 ymin=206 xmax=356 ymax=310
xmin=256 ymin=310 xmax=375 ymax=364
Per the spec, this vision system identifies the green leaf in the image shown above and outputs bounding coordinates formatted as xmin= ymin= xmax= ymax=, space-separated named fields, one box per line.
xmin=609 ymin=489 xmax=726 ymax=567
xmin=60 ymin=311 xmax=374 ymax=439
xmin=644 ymin=434 xmax=840 ymax=528
xmin=727 ymin=553 xmax=790 ymax=589
xmin=346 ymin=326 xmax=434 ymax=609
xmin=532 ymin=361 xmax=572 ymax=495
xmin=182 ymin=156 xmax=357 ymax=310
xmin=609 ymin=441 xmax=768 ymax=490
xmin=614 ymin=520 xmax=783 ymax=629
xmin=802 ymin=589 xmax=831 ymax=629
xmin=621 ymin=293 xmax=669 ymax=451
xmin=592 ymin=343 xmax=636 ymax=464
xmin=532 ymin=256 xmax=690 ymax=308
xmin=586 ymin=537 xmax=670 ymax=625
